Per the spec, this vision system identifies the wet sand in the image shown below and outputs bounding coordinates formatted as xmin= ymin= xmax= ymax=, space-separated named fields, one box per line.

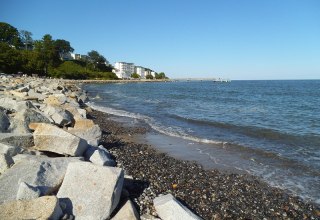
xmin=88 ymin=109 xmax=320 ymax=219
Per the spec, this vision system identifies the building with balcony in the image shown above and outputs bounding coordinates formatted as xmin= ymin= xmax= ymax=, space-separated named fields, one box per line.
xmin=135 ymin=66 xmax=145 ymax=78
xmin=113 ymin=62 xmax=135 ymax=79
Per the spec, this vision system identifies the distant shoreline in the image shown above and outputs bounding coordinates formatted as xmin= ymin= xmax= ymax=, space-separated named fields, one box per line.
xmin=66 ymin=79 xmax=172 ymax=84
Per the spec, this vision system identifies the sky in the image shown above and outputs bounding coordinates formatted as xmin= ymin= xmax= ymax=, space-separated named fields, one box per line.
xmin=1 ymin=0 xmax=319 ymax=80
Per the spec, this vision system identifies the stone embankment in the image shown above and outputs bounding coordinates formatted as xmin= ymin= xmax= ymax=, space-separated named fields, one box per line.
xmin=0 ymin=75 xmax=200 ymax=220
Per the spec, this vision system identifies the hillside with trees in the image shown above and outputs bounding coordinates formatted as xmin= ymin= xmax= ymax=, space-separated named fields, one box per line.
xmin=0 ymin=22 xmax=117 ymax=80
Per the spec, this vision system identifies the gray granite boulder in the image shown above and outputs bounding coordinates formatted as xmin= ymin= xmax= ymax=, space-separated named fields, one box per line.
xmin=0 ymin=133 xmax=33 ymax=148
xmin=0 ymin=110 xmax=10 ymax=132
xmin=57 ymin=162 xmax=124 ymax=219
xmin=0 ymin=196 xmax=63 ymax=220
xmin=16 ymin=182 xmax=41 ymax=200
xmin=153 ymin=194 xmax=203 ymax=220
xmin=44 ymin=94 xmax=67 ymax=105
xmin=68 ymin=119 xmax=101 ymax=146
xmin=112 ymin=199 xmax=139 ymax=220
xmin=16 ymin=85 xmax=30 ymax=92
xmin=41 ymin=104 xmax=74 ymax=127
xmin=33 ymin=123 xmax=88 ymax=156
xmin=0 ymin=142 xmax=23 ymax=157
xmin=0 ymin=97 xmax=32 ymax=111
xmin=10 ymin=108 xmax=51 ymax=133
xmin=84 ymin=145 xmax=115 ymax=166
xmin=27 ymin=89 xmax=47 ymax=101
xmin=0 ymin=153 xmax=14 ymax=174
xmin=0 ymin=156 xmax=82 ymax=204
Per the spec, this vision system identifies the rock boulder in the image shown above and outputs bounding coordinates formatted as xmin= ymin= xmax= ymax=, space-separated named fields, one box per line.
xmin=84 ymin=145 xmax=115 ymax=166
xmin=0 ymin=110 xmax=10 ymax=132
xmin=33 ymin=123 xmax=88 ymax=156
xmin=153 ymin=194 xmax=203 ymax=220
xmin=68 ymin=119 xmax=101 ymax=146
xmin=0 ymin=156 xmax=82 ymax=204
xmin=57 ymin=162 xmax=124 ymax=219
xmin=0 ymin=196 xmax=62 ymax=220
xmin=16 ymin=182 xmax=41 ymax=200
xmin=112 ymin=199 xmax=139 ymax=220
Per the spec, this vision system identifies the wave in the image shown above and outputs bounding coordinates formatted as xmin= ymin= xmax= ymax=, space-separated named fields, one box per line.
xmin=87 ymin=102 xmax=226 ymax=145
xmin=169 ymin=114 xmax=320 ymax=148
xmin=87 ymin=101 xmax=320 ymax=204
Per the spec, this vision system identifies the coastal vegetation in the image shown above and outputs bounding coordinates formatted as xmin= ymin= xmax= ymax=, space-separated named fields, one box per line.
xmin=0 ymin=22 xmax=117 ymax=80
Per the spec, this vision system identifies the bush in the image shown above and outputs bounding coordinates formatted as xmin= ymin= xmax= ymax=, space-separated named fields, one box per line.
xmin=146 ymin=74 xmax=153 ymax=79
xmin=131 ymin=73 xmax=140 ymax=79
xmin=48 ymin=61 xmax=118 ymax=80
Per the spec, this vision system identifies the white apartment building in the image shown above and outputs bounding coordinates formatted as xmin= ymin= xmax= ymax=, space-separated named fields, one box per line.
xmin=135 ymin=66 xmax=145 ymax=78
xmin=113 ymin=62 xmax=135 ymax=79
xmin=144 ymin=69 xmax=151 ymax=77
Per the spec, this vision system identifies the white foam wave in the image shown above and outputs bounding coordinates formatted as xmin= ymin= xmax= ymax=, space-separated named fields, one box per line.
xmin=87 ymin=102 xmax=225 ymax=145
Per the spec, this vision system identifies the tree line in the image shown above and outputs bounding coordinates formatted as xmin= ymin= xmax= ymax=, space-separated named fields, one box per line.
xmin=0 ymin=22 xmax=117 ymax=79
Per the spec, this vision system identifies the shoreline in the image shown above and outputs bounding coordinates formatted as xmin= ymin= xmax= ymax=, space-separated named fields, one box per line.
xmin=66 ymin=79 xmax=172 ymax=84
xmin=88 ymin=108 xmax=320 ymax=219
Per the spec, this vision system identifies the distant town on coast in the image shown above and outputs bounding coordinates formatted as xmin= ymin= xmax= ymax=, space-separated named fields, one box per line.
xmin=0 ymin=22 xmax=168 ymax=80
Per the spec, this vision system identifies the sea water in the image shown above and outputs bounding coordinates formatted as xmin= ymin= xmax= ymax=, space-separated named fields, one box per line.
xmin=83 ymin=80 xmax=320 ymax=204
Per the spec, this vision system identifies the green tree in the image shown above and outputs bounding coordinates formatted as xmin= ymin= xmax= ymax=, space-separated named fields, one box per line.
xmin=34 ymin=34 xmax=60 ymax=75
xmin=54 ymin=39 xmax=74 ymax=60
xmin=146 ymin=74 xmax=153 ymax=79
xmin=0 ymin=22 xmax=22 ymax=48
xmin=0 ymin=42 xmax=22 ymax=73
xmin=20 ymin=30 xmax=33 ymax=50
xmin=155 ymin=72 xmax=166 ymax=79
xmin=20 ymin=50 xmax=44 ymax=75
xmin=131 ymin=73 xmax=140 ymax=79
xmin=87 ymin=50 xmax=108 ymax=71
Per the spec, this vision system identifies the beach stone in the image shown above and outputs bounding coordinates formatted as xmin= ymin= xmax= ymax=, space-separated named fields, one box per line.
xmin=16 ymin=85 xmax=30 ymax=92
xmin=57 ymin=161 xmax=124 ymax=219
xmin=78 ymin=92 xmax=88 ymax=103
xmin=12 ymin=154 xmax=47 ymax=164
xmin=68 ymin=119 xmax=101 ymax=146
xmin=10 ymin=108 xmax=51 ymax=133
xmin=112 ymin=199 xmax=139 ymax=220
xmin=0 ymin=156 xmax=82 ymax=204
xmin=0 ymin=153 xmax=14 ymax=174
xmin=0 ymin=97 xmax=35 ymax=111
xmin=153 ymin=194 xmax=203 ymax=220
xmin=0 ymin=196 xmax=63 ymax=220
xmin=84 ymin=145 xmax=115 ymax=166
xmin=0 ymin=142 xmax=23 ymax=157
xmin=41 ymin=104 xmax=74 ymax=127
xmin=0 ymin=110 xmax=10 ymax=132
xmin=44 ymin=94 xmax=67 ymax=105
xmin=16 ymin=182 xmax=41 ymax=200
xmin=33 ymin=123 xmax=88 ymax=156
xmin=9 ymin=90 xmax=28 ymax=98
xmin=64 ymin=104 xmax=86 ymax=120
xmin=27 ymin=89 xmax=47 ymax=101
xmin=77 ymin=108 xmax=87 ymax=118
xmin=0 ymin=133 xmax=33 ymax=148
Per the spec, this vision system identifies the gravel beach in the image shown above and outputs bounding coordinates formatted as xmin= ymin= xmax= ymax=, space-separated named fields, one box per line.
xmin=88 ymin=109 xmax=320 ymax=220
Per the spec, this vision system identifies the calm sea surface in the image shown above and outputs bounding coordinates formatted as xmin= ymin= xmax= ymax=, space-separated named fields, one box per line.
xmin=83 ymin=80 xmax=320 ymax=204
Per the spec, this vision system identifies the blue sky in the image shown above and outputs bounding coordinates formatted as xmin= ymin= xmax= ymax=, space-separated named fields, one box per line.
xmin=1 ymin=0 xmax=319 ymax=79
